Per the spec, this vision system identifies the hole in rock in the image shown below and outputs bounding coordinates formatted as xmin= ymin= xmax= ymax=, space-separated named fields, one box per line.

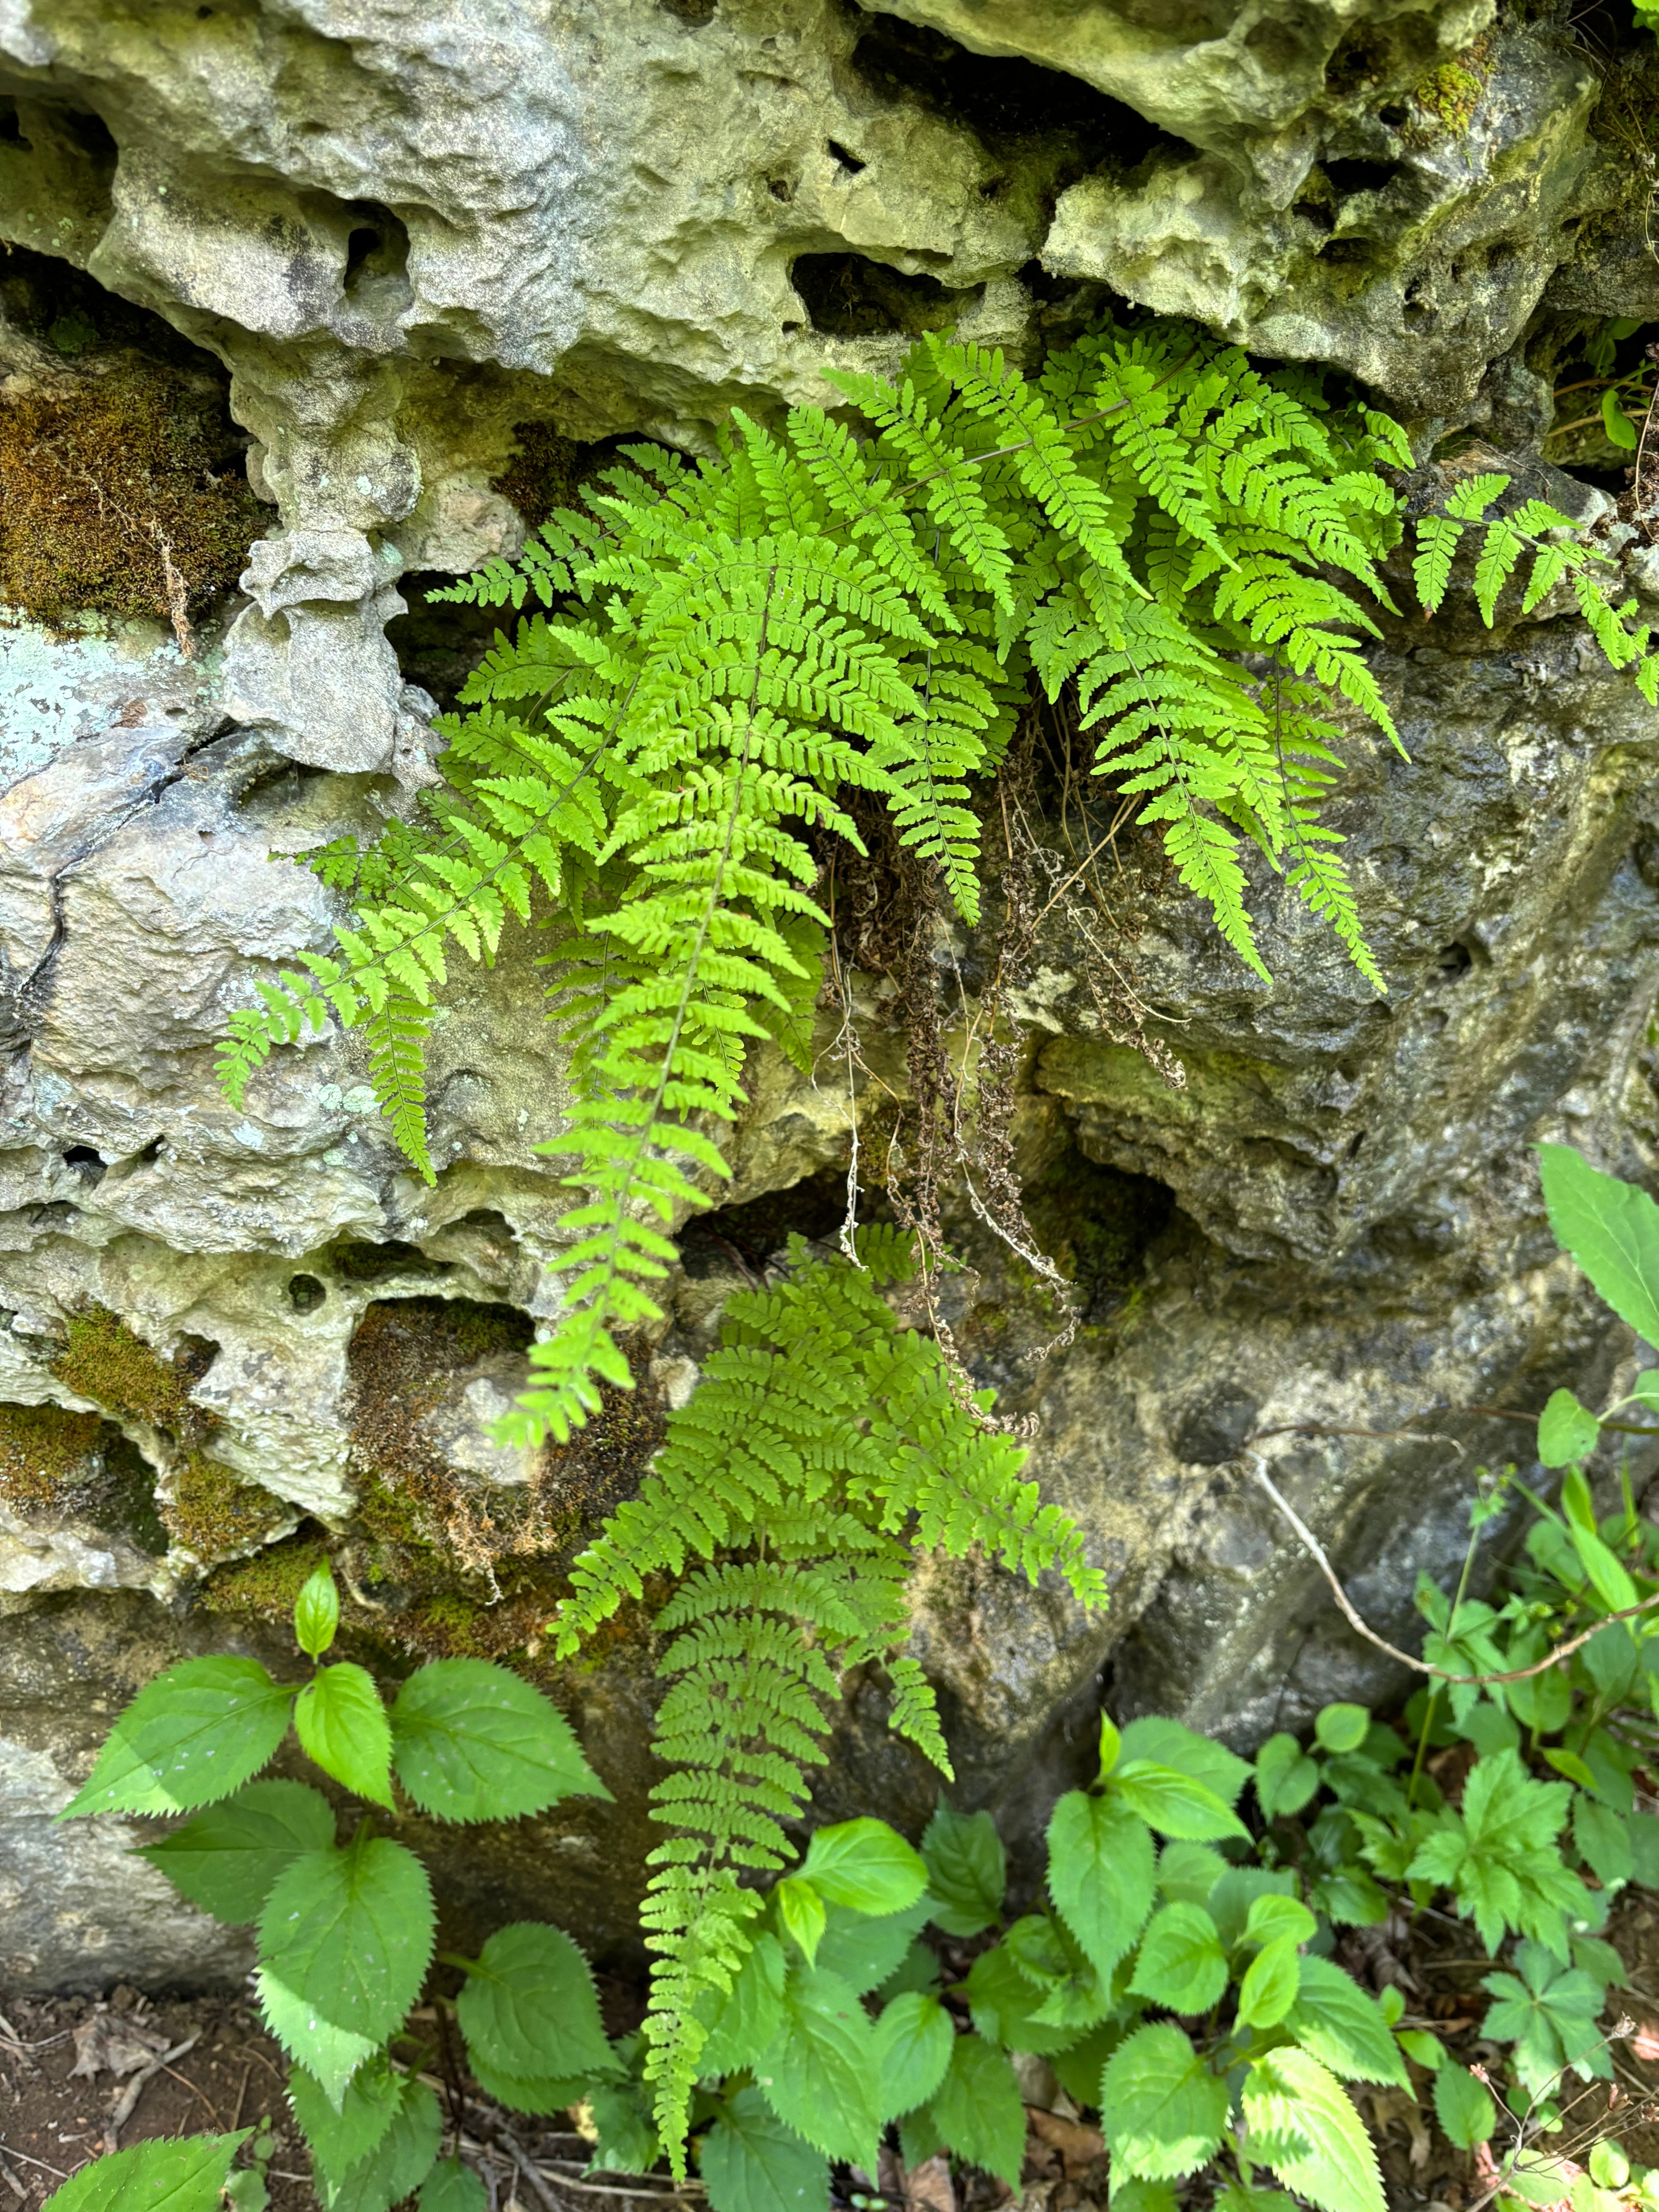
xmin=677 ymin=1165 xmax=872 ymax=1283
xmin=340 ymin=203 xmax=410 ymax=299
xmin=0 ymin=98 xmax=29 ymax=149
xmin=1322 ymin=156 xmax=1400 ymax=199
xmin=768 ymin=175 xmax=794 ymax=201
xmin=0 ymin=246 xmax=263 ymax=627
xmin=1294 ymin=191 xmax=1336 ymax=234
xmin=345 ymin=226 xmax=381 ymax=280
xmin=61 ymin=1146 xmax=106 ymax=1183
xmin=1434 ymin=941 xmax=1475 ymax=978
xmin=321 ymin=1236 xmax=453 ymax=1283
xmin=1379 ymin=102 xmax=1409 ymax=127
xmin=1171 ymin=1387 xmax=1259 ymax=1466
xmin=851 ymin=10 xmax=1161 ymax=173
xmin=790 ymin=251 xmax=978 ymax=338
xmin=1025 ymin=1149 xmax=1173 ymax=1325
xmin=387 ymin=572 xmax=512 ymax=712
xmin=826 ymin=139 xmax=867 ymax=175
xmin=458 ymin=1207 xmax=516 ymax=1235
xmin=1318 ymin=237 xmax=1373 ymax=268
xmin=133 ymin=1136 xmax=165 ymax=1165
xmin=659 ymin=0 xmax=716 ymax=19
xmin=288 ymin=1273 xmax=327 ymax=1314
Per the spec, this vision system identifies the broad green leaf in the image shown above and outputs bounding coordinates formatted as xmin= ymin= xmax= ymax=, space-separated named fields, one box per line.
xmin=254 ymin=1973 xmax=380 ymax=2107
xmin=701 ymin=2086 xmax=828 ymax=2212
xmin=141 ymin=1779 xmax=335 ymax=1924
xmin=702 ymin=1932 xmax=787 ymax=2074
xmin=257 ymin=1834 xmax=435 ymax=2056
xmin=1111 ymin=1760 xmax=1250 ymax=1842
xmin=1207 ymin=1866 xmax=1297 ymax=1950
xmin=1395 ymin=2030 xmax=1444 ymax=2068
xmin=1101 ymin=2023 xmax=1228 ymax=2180
xmin=1604 ymin=388 xmax=1640 ymax=449
xmin=390 ymin=1658 xmax=609 ymax=1822
xmin=873 ymin=1991 xmax=953 ymax=2119
xmin=1237 ymin=1937 xmax=1300 ymax=2028
xmin=1544 ymin=1747 xmax=1599 ymax=1790
xmin=1244 ymin=1894 xmax=1317 ymax=1947
xmin=1284 ymin=1957 xmax=1410 ymax=2087
xmin=1569 ymin=1521 xmax=1639 ymax=1612
xmin=40 ymin=2133 xmax=250 ymax=2212
xmin=1118 ymin=1717 xmax=1253 ymax=1808
xmin=1111 ymin=2185 xmax=1178 ymax=2212
xmin=295 ymin=1665 xmax=394 ymax=1809
xmin=1214 ymin=2190 xmax=1298 ymax=2212
xmin=921 ymin=1801 xmax=1005 ymax=1936
xmin=1052 ymin=2016 xmax=1126 ymax=2108
xmin=465 ymin=2049 xmax=589 ymax=2116
xmin=62 ymin=1657 xmax=293 ymax=1817
xmin=1046 ymin=1790 xmax=1154 ymax=1977
xmin=1505 ymin=2152 xmax=1580 ymax=2207
xmin=317 ymin=2075 xmax=441 ymax=2212
xmin=1128 ymin=1903 xmax=1228 ymax=2014
xmin=419 ymin=2162 xmax=486 ymax=2212
xmin=1591 ymin=2142 xmax=1631 ymax=2190
xmin=1156 ymin=1841 xmax=1227 ymax=1905
xmin=1254 ymin=1734 xmax=1320 ymax=1820
xmin=289 ymin=2057 xmax=406 ymax=2183
xmin=965 ymin=1941 xmax=1090 ymax=2056
xmin=815 ymin=1897 xmax=932 ymax=1996
xmin=587 ymin=2076 xmax=659 ymax=2176
xmin=295 ymin=1563 xmax=341 ymax=1658
xmin=1243 ymin=2046 xmax=1384 ymax=2212
xmin=1434 ymin=2064 xmax=1496 ymax=2149
xmin=1575 ymin=1795 xmax=1634 ymax=1887
xmin=928 ymin=2033 xmax=1026 ymax=2186
xmin=1098 ymin=1712 xmax=1122 ymax=1779
xmin=1537 ymin=1144 xmax=1659 ymax=1349
xmin=1538 ymin=1390 xmax=1601 ymax=1469
xmin=455 ymin=1923 xmax=614 ymax=2080
xmin=753 ymin=1965 xmax=882 ymax=2172
xmin=801 ymin=1819 xmax=927 ymax=1916
xmin=775 ymin=1877 xmax=825 ymax=1964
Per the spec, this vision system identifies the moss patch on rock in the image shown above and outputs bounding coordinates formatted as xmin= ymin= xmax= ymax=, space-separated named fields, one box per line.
xmin=200 ymin=1536 xmax=330 ymax=1621
xmin=49 ymin=1304 xmax=215 ymax=1439
xmin=0 ymin=1400 xmax=105 ymax=1507
xmin=490 ymin=420 xmax=594 ymax=527
xmin=0 ymin=249 xmax=263 ymax=629
xmin=162 ymin=1454 xmax=288 ymax=1557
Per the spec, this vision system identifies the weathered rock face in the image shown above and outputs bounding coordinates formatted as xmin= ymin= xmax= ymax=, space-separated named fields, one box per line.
xmin=3 ymin=0 xmax=1659 ymax=1992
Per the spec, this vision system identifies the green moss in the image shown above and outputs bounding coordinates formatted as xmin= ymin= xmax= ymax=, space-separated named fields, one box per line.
xmin=1410 ymin=40 xmax=1492 ymax=135
xmin=0 ymin=1400 xmax=104 ymax=1506
xmin=50 ymin=1304 xmax=212 ymax=1437
xmin=163 ymin=1453 xmax=287 ymax=1557
xmin=201 ymin=1537 xmax=330 ymax=1621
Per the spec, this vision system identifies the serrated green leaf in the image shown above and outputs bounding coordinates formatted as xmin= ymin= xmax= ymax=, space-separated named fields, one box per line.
xmin=295 ymin=1564 xmax=341 ymax=1659
xmin=1245 ymin=1894 xmax=1317 ymax=1947
xmin=965 ymin=1941 xmax=1088 ymax=2056
xmin=775 ymin=1878 xmax=825 ymax=1964
xmin=701 ymin=2086 xmax=828 ymax=2212
xmin=1046 ymin=1790 xmax=1154 ymax=1977
xmin=814 ymin=1897 xmax=932 ymax=1997
xmin=1284 ymin=1957 xmax=1410 ymax=2087
xmin=1110 ymin=1760 xmax=1250 ymax=1842
xmin=40 ymin=2133 xmax=251 ymax=2212
xmin=1570 ymin=1521 xmax=1640 ymax=1612
xmin=586 ymin=2076 xmax=659 ymax=2176
xmin=753 ymin=1965 xmax=881 ymax=2173
xmin=1237 ymin=1937 xmax=1300 ymax=2028
xmin=1243 ymin=2045 xmax=1384 ymax=2212
xmin=419 ymin=2160 xmax=486 ymax=2212
xmin=1396 ymin=2030 xmax=1444 ymax=2068
xmin=1434 ymin=2064 xmax=1496 ymax=2149
xmin=801 ymin=1819 xmax=927 ymax=1916
xmin=62 ymin=1658 xmax=293 ymax=1817
xmin=702 ymin=1932 xmax=787 ymax=2074
xmin=295 ymin=1666 xmax=393 ymax=1809
xmin=1575 ymin=1795 xmax=1634 ymax=1886
xmin=874 ymin=1991 xmax=954 ymax=2119
xmin=1118 ymin=1717 xmax=1253 ymax=1808
xmin=1539 ymin=1390 xmax=1601 ymax=1469
xmin=1155 ymin=1841 xmax=1227 ymax=1906
xmin=316 ymin=2076 xmax=441 ymax=2212
xmin=1101 ymin=2022 xmax=1229 ymax=2181
xmin=141 ymin=1779 xmax=335 ymax=1924
xmin=928 ymin=2033 xmax=1026 ymax=2186
xmin=465 ymin=2048 xmax=590 ymax=2116
xmin=1098 ymin=1712 xmax=1123 ymax=1779
xmin=1538 ymin=1144 xmax=1659 ymax=1350
xmin=390 ymin=1658 xmax=609 ymax=1823
xmin=921 ymin=1801 xmax=1005 ymax=1936
xmin=288 ymin=2057 xmax=406 ymax=2183
xmin=1128 ymin=1903 xmax=1228 ymax=2014
xmin=455 ymin=1923 xmax=614 ymax=2081
xmin=254 ymin=1973 xmax=380 ymax=2107
xmin=257 ymin=1834 xmax=434 ymax=2061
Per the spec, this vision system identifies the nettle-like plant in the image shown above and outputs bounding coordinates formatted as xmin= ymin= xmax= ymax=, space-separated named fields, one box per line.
xmin=212 ymin=311 xmax=1659 ymax=1453
xmin=52 ymin=1562 xmax=616 ymax=2212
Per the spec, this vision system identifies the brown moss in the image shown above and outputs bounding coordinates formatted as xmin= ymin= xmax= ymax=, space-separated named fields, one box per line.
xmin=0 ymin=1400 xmax=104 ymax=1506
xmin=161 ymin=1453 xmax=288 ymax=1557
xmin=0 ymin=251 xmax=263 ymax=629
xmin=490 ymin=421 xmax=595 ymax=528
xmin=49 ymin=1304 xmax=217 ymax=1443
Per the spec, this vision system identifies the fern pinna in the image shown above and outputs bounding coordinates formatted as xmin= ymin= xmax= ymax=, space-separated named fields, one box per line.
xmin=549 ymin=1228 xmax=1104 ymax=2169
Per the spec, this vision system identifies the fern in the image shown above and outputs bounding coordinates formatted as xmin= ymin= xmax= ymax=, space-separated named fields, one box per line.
xmin=552 ymin=1231 xmax=1103 ymax=2167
